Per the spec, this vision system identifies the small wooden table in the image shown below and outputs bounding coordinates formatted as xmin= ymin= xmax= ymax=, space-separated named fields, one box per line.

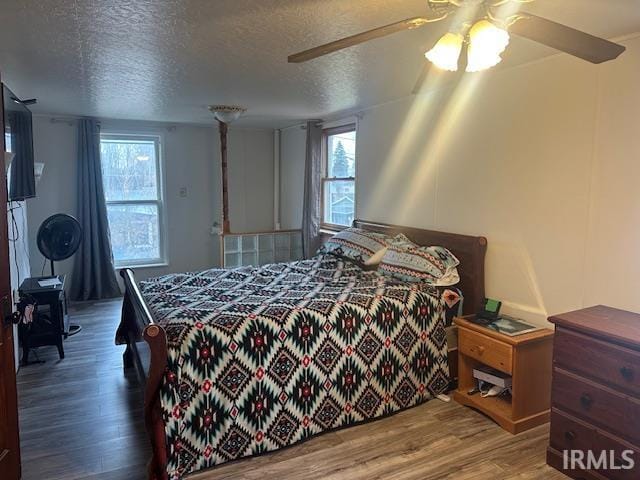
xmin=453 ymin=316 xmax=554 ymax=434
xmin=18 ymin=275 xmax=68 ymax=364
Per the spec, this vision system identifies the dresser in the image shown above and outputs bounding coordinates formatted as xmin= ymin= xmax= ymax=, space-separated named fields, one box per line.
xmin=547 ymin=306 xmax=640 ymax=479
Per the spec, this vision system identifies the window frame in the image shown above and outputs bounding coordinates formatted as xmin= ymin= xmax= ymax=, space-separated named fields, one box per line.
xmin=99 ymin=132 xmax=168 ymax=269
xmin=321 ymin=123 xmax=357 ymax=231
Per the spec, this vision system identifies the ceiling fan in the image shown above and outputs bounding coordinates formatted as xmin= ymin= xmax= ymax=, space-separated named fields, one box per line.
xmin=288 ymin=0 xmax=625 ymax=79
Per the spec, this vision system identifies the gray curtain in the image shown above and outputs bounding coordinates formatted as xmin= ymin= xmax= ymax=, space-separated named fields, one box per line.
xmin=302 ymin=121 xmax=323 ymax=258
xmin=70 ymin=119 xmax=121 ymax=300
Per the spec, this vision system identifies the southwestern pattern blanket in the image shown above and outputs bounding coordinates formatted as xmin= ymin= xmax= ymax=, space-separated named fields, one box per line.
xmin=139 ymin=255 xmax=451 ymax=479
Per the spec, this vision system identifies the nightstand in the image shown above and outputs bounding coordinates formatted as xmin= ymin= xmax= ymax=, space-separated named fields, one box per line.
xmin=452 ymin=316 xmax=554 ymax=434
xmin=18 ymin=275 xmax=68 ymax=364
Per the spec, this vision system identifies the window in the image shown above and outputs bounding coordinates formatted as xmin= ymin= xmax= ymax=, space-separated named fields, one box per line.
xmin=322 ymin=124 xmax=356 ymax=228
xmin=100 ymin=134 xmax=165 ymax=267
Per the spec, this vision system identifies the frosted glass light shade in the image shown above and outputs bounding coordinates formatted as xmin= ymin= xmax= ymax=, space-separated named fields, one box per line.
xmin=425 ymin=32 xmax=464 ymax=72
xmin=208 ymin=105 xmax=247 ymax=124
xmin=466 ymin=20 xmax=510 ymax=72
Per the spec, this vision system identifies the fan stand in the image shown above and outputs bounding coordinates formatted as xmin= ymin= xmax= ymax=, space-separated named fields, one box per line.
xmin=49 ymin=260 xmax=82 ymax=337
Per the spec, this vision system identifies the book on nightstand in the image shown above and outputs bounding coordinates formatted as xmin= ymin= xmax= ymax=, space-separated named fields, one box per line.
xmin=473 ymin=315 xmax=540 ymax=336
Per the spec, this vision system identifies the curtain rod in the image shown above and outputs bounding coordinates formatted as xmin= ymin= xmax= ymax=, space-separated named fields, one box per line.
xmin=49 ymin=117 xmax=82 ymax=126
xmin=46 ymin=116 xmax=105 ymax=127
xmin=291 ymin=112 xmax=365 ymax=131
xmin=300 ymin=121 xmax=323 ymax=130
xmin=279 ymin=120 xmax=322 ymax=132
xmin=46 ymin=116 xmax=178 ymax=132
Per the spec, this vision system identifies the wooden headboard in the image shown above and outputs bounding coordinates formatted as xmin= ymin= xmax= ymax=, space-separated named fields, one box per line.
xmin=353 ymin=219 xmax=487 ymax=316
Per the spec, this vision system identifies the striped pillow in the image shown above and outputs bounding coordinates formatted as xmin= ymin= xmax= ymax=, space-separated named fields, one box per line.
xmin=318 ymin=228 xmax=390 ymax=265
xmin=378 ymin=244 xmax=460 ymax=285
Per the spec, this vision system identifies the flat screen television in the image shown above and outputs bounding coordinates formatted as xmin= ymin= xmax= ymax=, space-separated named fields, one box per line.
xmin=3 ymin=84 xmax=35 ymax=201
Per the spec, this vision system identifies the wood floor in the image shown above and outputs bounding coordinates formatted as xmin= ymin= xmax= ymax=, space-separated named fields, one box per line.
xmin=16 ymin=299 xmax=567 ymax=480
xmin=17 ymin=299 xmax=150 ymax=480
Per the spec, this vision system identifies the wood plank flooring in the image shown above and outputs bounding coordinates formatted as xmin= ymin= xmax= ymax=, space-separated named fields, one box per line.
xmin=16 ymin=299 xmax=566 ymax=480
xmin=17 ymin=299 xmax=150 ymax=480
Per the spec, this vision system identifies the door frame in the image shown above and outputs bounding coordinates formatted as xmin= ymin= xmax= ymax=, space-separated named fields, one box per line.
xmin=0 ymin=69 xmax=22 ymax=480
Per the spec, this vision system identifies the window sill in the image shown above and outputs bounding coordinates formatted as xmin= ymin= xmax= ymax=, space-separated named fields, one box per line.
xmin=320 ymin=225 xmax=348 ymax=235
xmin=115 ymin=261 xmax=169 ymax=270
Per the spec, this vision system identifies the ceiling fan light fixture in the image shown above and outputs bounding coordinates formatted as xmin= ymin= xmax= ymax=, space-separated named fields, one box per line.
xmin=465 ymin=19 xmax=510 ymax=72
xmin=466 ymin=47 xmax=503 ymax=72
xmin=425 ymin=32 xmax=464 ymax=72
xmin=208 ymin=105 xmax=247 ymax=124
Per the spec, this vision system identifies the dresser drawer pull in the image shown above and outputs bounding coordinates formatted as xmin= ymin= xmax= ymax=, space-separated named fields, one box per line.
xmin=620 ymin=366 xmax=634 ymax=380
xmin=564 ymin=430 xmax=576 ymax=442
xmin=471 ymin=345 xmax=485 ymax=355
xmin=580 ymin=394 xmax=593 ymax=409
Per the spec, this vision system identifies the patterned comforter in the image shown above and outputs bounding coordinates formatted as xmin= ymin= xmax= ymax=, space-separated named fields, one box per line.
xmin=139 ymin=255 xmax=452 ymax=479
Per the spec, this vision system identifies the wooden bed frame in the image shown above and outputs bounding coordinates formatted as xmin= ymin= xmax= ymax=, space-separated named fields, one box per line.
xmin=115 ymin=220 xmax=487 ymax=480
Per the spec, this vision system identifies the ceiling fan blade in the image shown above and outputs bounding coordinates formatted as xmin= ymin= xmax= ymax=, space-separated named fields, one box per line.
xmin=412 ymin=64 xmax=430 ymax=95
xmin=288 ymin=17 xmax=434 ymax=63
xmin=509 ymin=12 xmax=626 ymax=64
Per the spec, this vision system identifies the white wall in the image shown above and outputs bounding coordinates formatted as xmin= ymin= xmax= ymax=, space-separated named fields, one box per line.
xmin=227 ymin=129 xmax=275 ymax=233
xmin=28 ymin=119 xmax=78 ymax=279
xmin=28 ymin=117 xmax=274 ymax=285
xmin=279 ymin=126 xmax=306 ymax=230
xmin=7 ymin=201 xmax=30 ymax=369
xmin=583 ymin=35 xmax=640 ymax=312
xmin=279 ymin=34 xmax=640 ymax=326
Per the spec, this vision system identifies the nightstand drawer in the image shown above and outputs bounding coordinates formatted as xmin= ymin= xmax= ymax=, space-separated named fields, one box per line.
xmin=555 ymin=327 xmax=640 ymax=398
xmin=553 ymin=368 xmax=640 ymax=444
xmin=459 ymin=328 xmax=512 ymax=374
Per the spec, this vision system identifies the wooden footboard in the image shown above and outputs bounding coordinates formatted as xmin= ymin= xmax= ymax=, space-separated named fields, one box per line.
xmin=117 ymin=268 xmax=169 ymax=480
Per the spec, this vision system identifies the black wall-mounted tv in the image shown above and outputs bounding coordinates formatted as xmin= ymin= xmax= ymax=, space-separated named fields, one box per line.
xmin=3 ymin=84 xmax=35 ymax=201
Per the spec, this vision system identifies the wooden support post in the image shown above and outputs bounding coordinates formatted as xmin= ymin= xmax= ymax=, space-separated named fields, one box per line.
xmin=219 ymin=120 xmax=230 ymax=234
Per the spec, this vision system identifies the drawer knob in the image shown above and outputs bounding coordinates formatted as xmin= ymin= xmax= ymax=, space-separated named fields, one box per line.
xmin=580 ymin=393 xmax=593 ymax=409
xmin=473 ymin=345 xmax=485 ymax=355
xmin=564 ymin=430 xmax=576 ymax=442
xmin=620 ymin=366 xmax=634 ymax=380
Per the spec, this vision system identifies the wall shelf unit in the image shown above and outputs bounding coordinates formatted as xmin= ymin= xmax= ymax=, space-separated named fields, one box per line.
xmin=221 ymin=230 xmax=303 ymax=268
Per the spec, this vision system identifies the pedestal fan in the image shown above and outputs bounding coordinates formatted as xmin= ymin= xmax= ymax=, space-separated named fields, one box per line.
xmin=36 ymin=213 xmax=83 ymax=335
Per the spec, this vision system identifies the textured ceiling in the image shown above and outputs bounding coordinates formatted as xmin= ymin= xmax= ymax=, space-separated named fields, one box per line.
xmin=0 ymin=0 xmax=639 ymax=128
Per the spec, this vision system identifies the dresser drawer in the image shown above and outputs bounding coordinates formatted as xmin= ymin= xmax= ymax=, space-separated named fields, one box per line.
xmin=547 ymin=447 xmax=605 ymax=480
xmin=555 ymin=327 xmax=640 ymax=397
xmin=552 ymin=368 xmax=640 ymax=444
xmin=459 ymin=328 xmax=512 ymax=374
xmin=596 ymin=429 xmax=640 ymax=480
xmin=550 ymin=409 xmax=640 ymax=480
xmin=550 ymin=409 xmax=596 ymax=453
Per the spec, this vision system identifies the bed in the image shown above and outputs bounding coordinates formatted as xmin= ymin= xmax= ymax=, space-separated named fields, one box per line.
xmin=115 ymin=220 xmax=487 ymax=480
